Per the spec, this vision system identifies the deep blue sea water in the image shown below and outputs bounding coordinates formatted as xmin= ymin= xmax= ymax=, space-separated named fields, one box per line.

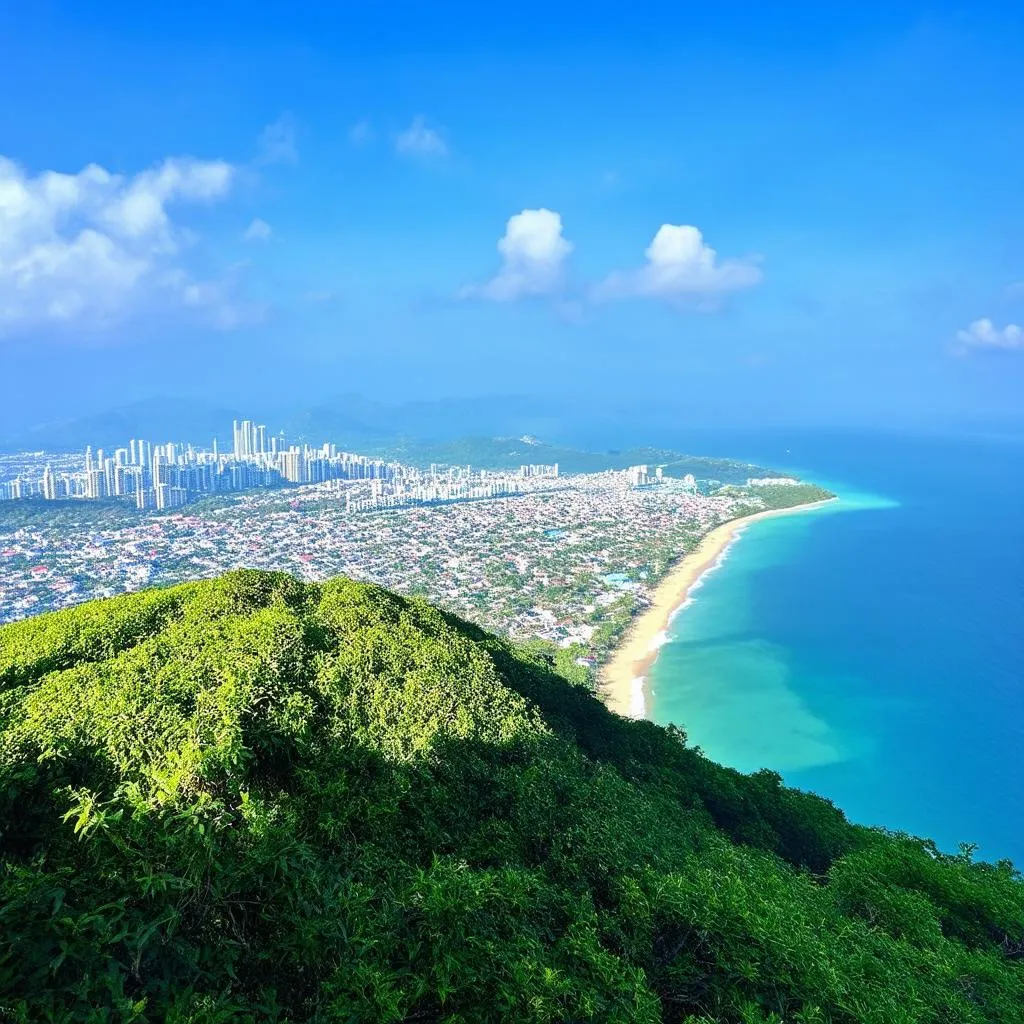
xmin=593 ymin=429 xmax=1023 ymax=864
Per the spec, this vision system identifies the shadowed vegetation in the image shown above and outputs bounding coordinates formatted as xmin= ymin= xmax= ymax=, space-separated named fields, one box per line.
xmin=1 ymin=570 xmax=1021 ymax=1021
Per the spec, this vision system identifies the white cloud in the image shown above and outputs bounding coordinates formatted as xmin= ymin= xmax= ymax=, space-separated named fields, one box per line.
xmin=395 ymin=116 xmax=448 ymax=159
xmin=956 ymin=318 xmax=1023 ymax=352
xmin=349 ymin=120 xmax=373 ymax=147
xmin=99 ymin=158 xmax=232 ymax=241
xmin=594 ymin=224 xmax=762 ymax=304
xmin=243 ymin=217 xmax=272 ymax=241
xmin=0 ymin=154 xmax=244 ymax=333
xmin=460 ymin=209 xmax=573 ymax=302
xmin=257 ymin=114 xmax=298 ymax=165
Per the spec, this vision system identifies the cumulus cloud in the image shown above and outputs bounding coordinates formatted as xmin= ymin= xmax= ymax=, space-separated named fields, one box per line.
xmin=395 ymin=116 xmax=448 ymax=159
xmin=460 ymin=209 xmax=573 ymax=302
xmin=257 ymin=114 xmax=298 ymax=165
xmin=243 ymin=217 xmax=272 ymax=241
xmin=955 ymin=318 xmax=1023 ymax=352
xmin=594 ymin=224 xmax=762 ymax=304
xmin=0 ymin=154 xmax=245 ymax=333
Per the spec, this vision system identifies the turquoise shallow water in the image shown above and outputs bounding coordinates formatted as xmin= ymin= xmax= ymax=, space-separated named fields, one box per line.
xmin=649 ymin=490 xmax=893 ymax=775
xmin=643 ymin=432 xmax=1023 ymax=864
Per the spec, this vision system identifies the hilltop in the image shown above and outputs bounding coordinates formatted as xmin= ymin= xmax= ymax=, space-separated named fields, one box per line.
xmin=1 ymin=570 xmax=1022 ymax=1021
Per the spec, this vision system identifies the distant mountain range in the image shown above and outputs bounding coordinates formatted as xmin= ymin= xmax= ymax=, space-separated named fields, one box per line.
xmin=0 ymin=398 xmax=247 ymax=453
xmin=0 ymin=394 xmax=571 ymax=454
xmin=0 ymin=394 xmax=779 ymax=482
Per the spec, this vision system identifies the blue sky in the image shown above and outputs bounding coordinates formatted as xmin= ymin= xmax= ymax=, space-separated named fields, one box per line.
xmin=1 ymin=1 xmax=1022 ymax=434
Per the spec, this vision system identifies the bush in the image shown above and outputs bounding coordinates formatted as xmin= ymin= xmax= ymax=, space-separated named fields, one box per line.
xmin=1 ymin=570 xmax=1021 ymax=1021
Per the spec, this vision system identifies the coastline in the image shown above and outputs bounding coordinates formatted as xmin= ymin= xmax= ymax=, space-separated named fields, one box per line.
xmin=598 ymin=497 xmax=837 ymax=719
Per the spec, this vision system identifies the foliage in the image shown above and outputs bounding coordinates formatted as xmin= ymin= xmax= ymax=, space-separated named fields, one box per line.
xmin=744 ymin=483 xmax=834 ymax=509
xmin=517 ymin=638 xmax=595 ymax=689
xmin=0 ymin=497 xmax=146 ymax=533
xmin=1 ymin=570 xmax=1021 ymax=1021
xmin=715 ymin=483 xmax=835 ymax=512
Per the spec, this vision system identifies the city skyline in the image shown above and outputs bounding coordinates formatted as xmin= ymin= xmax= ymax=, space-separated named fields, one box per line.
xmin=0 ymin=416 xmax=560 ymax=512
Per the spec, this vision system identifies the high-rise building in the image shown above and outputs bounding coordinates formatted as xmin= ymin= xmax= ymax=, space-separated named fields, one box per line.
xmin=152 ymin=453 xmax=169 ymax=487
xmin=627 ymin=465 xmax=649 ymax=487
xmin=280 ymin=446 xmax=305 ymax=483
xmin=41 ymin=465 xmax=56 ymax=500
xmin=235 ymin=420 xmax=257 ymax=459
xmin=84 ymin=468 xmax=104 ymax=499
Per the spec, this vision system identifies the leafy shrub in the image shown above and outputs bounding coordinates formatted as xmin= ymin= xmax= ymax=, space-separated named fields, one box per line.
xmin=1 ymin=570 xmax=1021 ymax=1021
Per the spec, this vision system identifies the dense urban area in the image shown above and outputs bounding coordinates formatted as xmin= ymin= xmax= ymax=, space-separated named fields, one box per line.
xmin=0 ymin=423 xmax=817 ymax=673
xmin=0 ymin=418 xmax=559 ymax=510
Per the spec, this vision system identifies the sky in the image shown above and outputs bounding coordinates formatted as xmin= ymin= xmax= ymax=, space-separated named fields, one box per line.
xmin=1 ymin=1 xmax=1022 ymax=437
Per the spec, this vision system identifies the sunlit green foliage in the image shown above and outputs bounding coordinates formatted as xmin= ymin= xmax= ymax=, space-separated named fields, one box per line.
xmin=1 ymin=570 xmax=1021 ymax=1021
xmin=715 ymin=482 xmax=835 ymax=512
xmin=745 ymin=482 xmax=834 ymax=508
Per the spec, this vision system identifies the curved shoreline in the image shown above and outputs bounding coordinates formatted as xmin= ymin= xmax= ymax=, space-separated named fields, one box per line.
xmin=598 ymin=497 xmax=838 ymax=719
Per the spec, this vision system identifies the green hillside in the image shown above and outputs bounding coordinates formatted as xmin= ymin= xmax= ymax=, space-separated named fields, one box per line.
xmin=1 ymin=571 xmax=1021 ymax=1022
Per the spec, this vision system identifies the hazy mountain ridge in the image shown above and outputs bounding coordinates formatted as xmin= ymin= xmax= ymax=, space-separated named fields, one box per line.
xmin=1 ymin=570 xmax=1021 ymax=1021
xmin=0 ymin=395 xmax=781 ymax=483
xmin=0 ymin=394 xmax=564 ymax=454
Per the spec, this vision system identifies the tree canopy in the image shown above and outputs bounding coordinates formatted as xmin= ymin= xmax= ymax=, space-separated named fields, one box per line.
xmin=1 ymin=570 xmax=1021 ymax=1021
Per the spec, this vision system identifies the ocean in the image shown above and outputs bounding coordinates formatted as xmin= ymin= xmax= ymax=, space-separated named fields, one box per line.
xmin=619 ymin=429 xmax=1022 ymax=865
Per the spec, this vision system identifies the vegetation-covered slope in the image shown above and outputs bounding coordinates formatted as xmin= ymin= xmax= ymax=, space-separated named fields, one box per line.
xmin=1 ymin=570 xmax=1021 ymax=1022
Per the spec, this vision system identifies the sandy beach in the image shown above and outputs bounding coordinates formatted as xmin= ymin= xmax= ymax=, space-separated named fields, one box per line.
xmin=599 ymin=497 xmax=837 ymax=718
